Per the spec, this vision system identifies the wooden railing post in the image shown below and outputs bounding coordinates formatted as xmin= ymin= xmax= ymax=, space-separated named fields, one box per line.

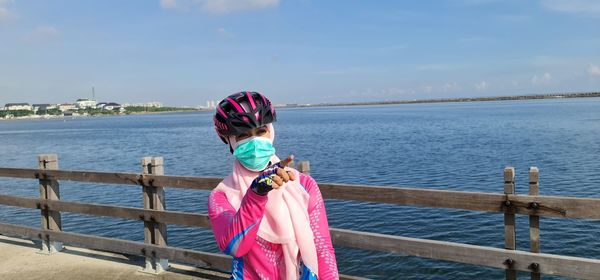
xmin=297 ymin=161 xmax=311 ymax=175
xmin=503 ymin=167 xmax=517 ymax=280
xmin=141 ymin=156 xmax=168 ymax=273
xmin=38 ymin=154 xmax=63 ymax=253
xmin=529 ymin=167 xmax=541 ymax=280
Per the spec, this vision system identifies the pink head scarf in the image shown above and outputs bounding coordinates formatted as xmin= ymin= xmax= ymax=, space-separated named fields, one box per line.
xmin=215 ymin=123 xmax=319 ymax=278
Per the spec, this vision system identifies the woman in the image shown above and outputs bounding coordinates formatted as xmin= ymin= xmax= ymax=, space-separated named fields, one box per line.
xmin=208 ymin=91 xmax=339 ymax=279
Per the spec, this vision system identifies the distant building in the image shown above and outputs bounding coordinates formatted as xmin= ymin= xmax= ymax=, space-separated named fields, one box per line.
xmin=75 ymin=99 xmax=97 ymax=109
xmin=146 ymin=102 xmax=162 ymax=108
xmin=98 ymin=102 xmax=121 ymax=111
xmin=104 ymin=103 xmax=121 ymax=110
xmin=4 ymin=103 xmax=33 ymax=111
xmin=32 ymin=104 xmax=57 ymax=113
xmin=122 ymin=102 xmax=163 ymax=108
xmin=58 ymin=103 xmax=76 ymax=112
xmin=204 ymin=100 xmax=217 ymax=109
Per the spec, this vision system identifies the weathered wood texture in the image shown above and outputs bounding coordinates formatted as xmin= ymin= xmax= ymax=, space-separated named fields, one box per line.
xmin=329 ymin=228 xmax=600 ymax=280
xmin=0 ymin=194 xmax=211 ymax=228
xmin=528 ymin=167 xmax=540 ymax=253
xmin=4 ymin=163 xmax=600 ymax=279
xmin=0 ymin=222 xmax=360 ymax=280
xmin=503 ymin=167 xmax=517 ymax=280
xmin=38 ymin=155 xmax=61 ymax=231
xmin=297 ymin=161 xmax=310 ymax=175
xmin=141 ymin=156 xmax=168 ymax=273
xmin=0 ymin=222 xmax=231 ymax=271
xmin=529 ymin=167 xmax=541 ymax=280
xmin=1 ymin=191 xmax=598 ymax=279
xmin=2 ymin=222 xmax=599 ymax=279
xmin=319 ymin=182 xmax=506 ymax=211
xmin=0 ymin=167 xmax=222 ymax=190
xmin=2 ymin=167 xmax=600 ymax=220
xmin=37 ymin=154 xmax=62 ymax=253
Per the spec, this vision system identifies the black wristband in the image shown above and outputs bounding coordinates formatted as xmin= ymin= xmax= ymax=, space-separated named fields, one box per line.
xmin=250 ymin=176 xmax=273 ymax=196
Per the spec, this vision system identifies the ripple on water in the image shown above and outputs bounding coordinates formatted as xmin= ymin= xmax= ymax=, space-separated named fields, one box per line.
xmin=1 ymin=100 xmax=600 ymax=279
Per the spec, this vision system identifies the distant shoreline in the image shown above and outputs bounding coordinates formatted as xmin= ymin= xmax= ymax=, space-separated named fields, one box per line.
xmin=0 ymin=109 xmax=199 ymax=121
xmin=281 ymin=91 xmax=600 ymax=109
xmin=3 ymin=92 xmax=599 ymax=121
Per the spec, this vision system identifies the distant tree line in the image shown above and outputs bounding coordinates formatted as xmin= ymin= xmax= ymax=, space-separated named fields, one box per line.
xmin=123 ymin=106 xmax=197 ymax=114
xmin=76 ymin=108 xmax=118 ymax=115
xmin=0 ymin=110 xmax=34 ymax=118
xmin=1 ymin=106 xmax=198 ymax=119
xmin=36 ymin=108 xmax=62 ymax=116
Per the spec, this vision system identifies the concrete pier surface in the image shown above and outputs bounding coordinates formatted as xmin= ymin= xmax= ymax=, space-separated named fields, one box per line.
xmin=0 ymin=235 xmax=229 ymax=280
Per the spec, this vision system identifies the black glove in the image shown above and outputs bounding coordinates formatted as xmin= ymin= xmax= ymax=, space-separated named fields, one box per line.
xmin=250 ymin=162 xmax=281 ymax=196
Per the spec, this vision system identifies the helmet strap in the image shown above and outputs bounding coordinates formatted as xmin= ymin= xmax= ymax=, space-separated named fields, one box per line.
xmin=228 ymin=140 xmax=234 ymax=154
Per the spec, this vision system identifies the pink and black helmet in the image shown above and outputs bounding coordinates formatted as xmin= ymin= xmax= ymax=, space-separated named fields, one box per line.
xmin=214 ymin=91 xmax=277 ymax=144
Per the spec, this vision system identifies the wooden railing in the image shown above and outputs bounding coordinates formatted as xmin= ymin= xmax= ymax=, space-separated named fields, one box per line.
xmin=1 ymin=155 xmax=600 ymax=279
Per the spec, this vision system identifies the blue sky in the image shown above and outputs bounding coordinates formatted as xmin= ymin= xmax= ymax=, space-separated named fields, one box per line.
xmin=1 ymin=0 xmax=599 ymax=106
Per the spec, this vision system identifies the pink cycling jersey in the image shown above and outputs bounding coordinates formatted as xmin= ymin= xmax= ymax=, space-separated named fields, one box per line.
xmin=208 ymin=173 xmax=339 ymax=279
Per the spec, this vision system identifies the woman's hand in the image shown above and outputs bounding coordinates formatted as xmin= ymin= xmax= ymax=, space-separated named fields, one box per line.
xmin=250 ymin=155 xmax=296 ymax=195
xmin=269 ymin=155 xmax=296 ymax=188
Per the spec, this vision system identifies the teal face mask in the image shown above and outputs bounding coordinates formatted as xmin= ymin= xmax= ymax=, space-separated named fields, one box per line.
xmin=233 ymin=137 xmax=276 ymax=171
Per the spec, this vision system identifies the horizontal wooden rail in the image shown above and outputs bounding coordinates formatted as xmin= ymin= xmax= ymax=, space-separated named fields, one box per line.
xmin=330 ymin=228 xmax=600 ymax=279
xmin=319 ymin=183 xmax=600 ymax=219
xmin=2 ymin=221 xmax=598 ymax=279
xmin=2 ymin=189 xmax=599 ymax=278
xmin=319 ymin=182 xmax=506 ymax=212
xmin=0 ymin=168 xmax=139 ymax=185
xmin=0 ymin=167 xmax=222 ymax=190
xmin=2 ymin=167 xmax=600 ymax=220
xmin=4 ymin=161 xmax=600 ymax=279
xmin=0 ymin=223 xmax=363 ymax=280
xmin=0 ymin=194 xmax=210 ymax=228
xmin=0 ymin=222 xmax=230 ymax=270
xmin=5 ymin=192 xmax=594 ymax=278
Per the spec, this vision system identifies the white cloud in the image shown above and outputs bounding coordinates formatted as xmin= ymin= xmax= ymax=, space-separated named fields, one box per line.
xmin=377 ymin=45 xmax=406 ymax=52
xmin=23 ymin=26 xmax=60 ymax=43
xmin=496 ymin=14 xmax=531 ymax=22
xmin=474 ymin=81 xmax=488 ymax=91
xmin=540 ymin=0 xmax=600 ymax=16
xmin=421 ymin=85 xmax=434 ymax=93
xmin=347 ymin=87 xmax=417 ymax=99
xmin=216 ymin=27 xmax=233 ymax=39
xmin=588 ymin=64 xmax=600 ymax=76
xmin=271 ymin=54 xmax=280 ymax=63
xmin=454 ymin=0 xmax=500 ymax=6
xmin=531 ymin=72 xmax=552 ymax=85
xmin=419 ymin=83 xmax=461 ymax=94
xmin=160 ymin=0 xmax=178 ymax=9
xmin=457 ymin=37 xmax=489 ymax=44
xmin=315 ymin=67 xmax=367 ymax=75
xmin=159 ymin=0 xmax=279 ymax=14
xmin=160 ymin=0 xmax=279 ymax=13
xmin=197 ymin=0 xmax=279 ymax=14
xmin=442 ymin=82 xmax=461 ymax=92
xmin=0 ymin=8 xmax=10 ymax=22
xmin=416 ymin=64 xmax=461 ymax=71
xmin=0 ymin=0 xmax=16 ymax=24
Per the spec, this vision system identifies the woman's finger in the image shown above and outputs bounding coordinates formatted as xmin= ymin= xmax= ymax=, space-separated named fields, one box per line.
xmin=279 ymin=155 xmax=294 ymax=168
xmin=287 ymin=171 xmax=296 ymax=181
xmin=277 ymin=168 xmax=290 ymax=182
xmin=271 ymin=175 xmax=284 ymax=188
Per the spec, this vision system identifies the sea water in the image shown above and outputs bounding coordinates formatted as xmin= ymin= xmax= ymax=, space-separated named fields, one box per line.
xmin=1 ymin=97 xmax=600 ymax=279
